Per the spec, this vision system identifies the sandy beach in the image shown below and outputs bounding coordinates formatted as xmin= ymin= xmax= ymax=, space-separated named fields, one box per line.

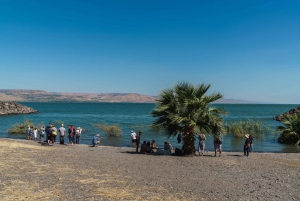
xmin=0 ymin=139 xmax=299 ymax=201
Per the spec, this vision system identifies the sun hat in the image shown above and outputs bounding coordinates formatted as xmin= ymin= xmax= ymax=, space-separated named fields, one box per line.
xmin=96 ymin=134 xmax=100 ymax=137
xmin=61 ymin=124 xmax=64 ymax=127
xmin=131 ymin=130 xmax=133 ymax=133
xmin=245 ymin=134 xmax=249 ymax=138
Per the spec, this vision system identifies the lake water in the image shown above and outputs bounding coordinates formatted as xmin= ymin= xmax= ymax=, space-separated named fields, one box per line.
xmin=1 ymin=102 xmax=300 ymax=153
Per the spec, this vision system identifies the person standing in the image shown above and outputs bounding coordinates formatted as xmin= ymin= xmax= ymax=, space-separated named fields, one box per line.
xmin=68 ymin=125 xmax=73 ymax=146
xmin=26 ymin=126 xmax=32 ymax=140
xmin=249 ymin=135 xmax=253 ymax=152
xmin=46 ymin=123 xmax=52 ymax=144
xmin=71 ymin=125 xmax=76 ymax=145
xmin=214 ymin=135 xmax=222 ymax=157
xmin=52 ymin=125 xmax=57 ymax=144
xmin=244 ymin=134 xmax=251 ymax=157
xmin=59 ymin=124 xmax=66 ymax=145
xmin=130 ymin=130 xmax=137 ymax=147
xmin=198 ymin=134 xmax=206 ymax=156
xmin=76 ymin=127 xmax=82 ymax=144
xmin=33 ymin=127 xmax=38 ymax=142
xmin=40 ymin=126 xmax=45 ymax=143
xmin=135 ymin=131 xmax=142 ymax=152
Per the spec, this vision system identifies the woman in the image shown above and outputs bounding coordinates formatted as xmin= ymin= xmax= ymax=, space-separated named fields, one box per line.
xmin=249 ymin=135 xmax=253 ymax=152
xmin=198 ymin=134 xmax=206 ymax=156
xmin=140 ymin=141 xmax=147 ymax=153
xmin=145 ymin=141 xmax=151 ymax=154
xmin=244 ymin=134 xmax=251 ymax=157
xmin=151 ymin=140 xmax=156 ymax=149
xmin=214 ymin=136 xmax=222 ymax=157
xmin=52 ymin=125 xmax=57 ymax=144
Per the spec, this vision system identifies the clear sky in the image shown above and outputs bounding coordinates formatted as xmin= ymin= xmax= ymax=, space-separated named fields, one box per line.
xmin=1 ymin=0 xmax=299 ymax=103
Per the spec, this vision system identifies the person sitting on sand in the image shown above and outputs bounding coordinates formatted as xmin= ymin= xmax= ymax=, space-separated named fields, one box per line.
xmin=145 ymin=141 xmax=151 ymax=154
xmin=92 ymin=134 xmax=100 ymax=147
xmin=167 ymin=142 xmax=173 ymax=151
xmin=151 ymin=140 xmax=156 ymax=149
xmin=140 ymin=141 xmax=147 ymax=153
xmin=164 ymin=142 xmax=169 ymax=150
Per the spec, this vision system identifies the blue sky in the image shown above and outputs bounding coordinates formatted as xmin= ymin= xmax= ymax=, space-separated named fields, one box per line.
xmin=0 ymin=0 xmax=300 ymax=103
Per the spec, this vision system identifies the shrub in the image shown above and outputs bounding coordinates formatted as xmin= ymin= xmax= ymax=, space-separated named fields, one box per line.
xmin=276 ymin=113 xmax=300 ymax=146
xmin=8 ymin=118 xmax=44 ymax=134
xmin=225 ymin=119 xmax=270 ymax=140
xmin=93 ymin=123 xmax=122 ymax=137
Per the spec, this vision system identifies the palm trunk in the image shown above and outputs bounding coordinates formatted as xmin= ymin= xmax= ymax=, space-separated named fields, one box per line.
xmin=182 ymin=129 xmax=196 ymax=155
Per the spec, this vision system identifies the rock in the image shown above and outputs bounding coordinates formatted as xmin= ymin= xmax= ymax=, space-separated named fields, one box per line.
xmin=273 ymin=106 xmax=300 ymax=121
xmin=0 ymin=101 xmax=37 ymax=115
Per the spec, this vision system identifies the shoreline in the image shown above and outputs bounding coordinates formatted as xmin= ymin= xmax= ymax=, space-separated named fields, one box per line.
xmin=0 ymin=138 xmax=299 ymax=200
xmin=2 ymin=136 xmax=300 ymax=154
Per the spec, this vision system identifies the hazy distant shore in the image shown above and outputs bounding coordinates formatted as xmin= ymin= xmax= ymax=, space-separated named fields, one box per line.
xmin=0 ymin=138 xmax=299 ymax=200
xmin=0 ymin=89 xmax=262 ymax=103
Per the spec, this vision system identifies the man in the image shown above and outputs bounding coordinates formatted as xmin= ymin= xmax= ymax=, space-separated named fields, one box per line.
xmin=59 ymin=124 xmax=66 ymax=145
xmin=130 ymin=130 xmax=136 ymax=148
xmin=45 ymin=123 xmax=53 ymax=145
xmin=71 ymin=125 xmax=76 ymax=145
xmin=214 ymin=135 xmax=223 ymax=157
xmin=68 ymin=125 xmax=73 ymax=146
xmin=92 ymin=134 xmax=100 ymax=147
xmin=40 ymin=125 xmax=45 ymax=143
xmin=135 ymin=131 xmax=142 ymax=152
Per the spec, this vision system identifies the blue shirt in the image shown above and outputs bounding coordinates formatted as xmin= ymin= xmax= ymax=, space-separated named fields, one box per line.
xmin=92 ymin=136 xmax=98 ymax=144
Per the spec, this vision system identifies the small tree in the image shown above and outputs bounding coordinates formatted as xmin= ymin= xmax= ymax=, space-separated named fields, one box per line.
xmin=93 ymin=123 xmax=122 ymax=137
xmin=151 ymin=82 xmax=226 ymax=155
xmin=276 ymin=113 xmax=300 ymax=146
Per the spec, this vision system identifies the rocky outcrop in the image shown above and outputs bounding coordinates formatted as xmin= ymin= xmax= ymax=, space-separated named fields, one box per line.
xmin=0 ymin=101 xmax=37 ymax=115
xmin=273 ymin=106 xmax=300 ymax=121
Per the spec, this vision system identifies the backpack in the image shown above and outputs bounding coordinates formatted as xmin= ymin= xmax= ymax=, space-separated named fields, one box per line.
xmin=215 ymin=138 xmax=222 ymax=144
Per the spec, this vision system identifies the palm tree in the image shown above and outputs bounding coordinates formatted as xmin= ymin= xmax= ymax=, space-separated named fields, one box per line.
xmin=276 ymin=113 xmax=300 ymax=146
xmin=151 ymin=82 xmax=226 ymax=155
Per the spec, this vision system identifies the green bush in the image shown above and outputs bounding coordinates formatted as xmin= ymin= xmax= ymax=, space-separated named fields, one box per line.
xmin=276 ymin=113 xmax=300 ymax=146
xmin=225 ymin=119 xmax=270 ymax=140
xmin=93 ymin=123 xmax=122 ymax=137
xmin=8 ymin=118 xmax=44 ymax=134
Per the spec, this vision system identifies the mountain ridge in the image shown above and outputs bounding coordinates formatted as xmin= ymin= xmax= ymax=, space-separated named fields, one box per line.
xmin=0 ymin=89 xmax=260 ymax=104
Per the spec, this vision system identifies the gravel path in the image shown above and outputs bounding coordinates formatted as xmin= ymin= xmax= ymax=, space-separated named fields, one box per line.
xmin=0 ymin=139 xmax=299 ymax=200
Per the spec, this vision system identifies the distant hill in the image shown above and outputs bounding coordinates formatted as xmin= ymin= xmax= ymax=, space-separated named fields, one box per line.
xmin=0 ymin=89 xmax=258 ymax=104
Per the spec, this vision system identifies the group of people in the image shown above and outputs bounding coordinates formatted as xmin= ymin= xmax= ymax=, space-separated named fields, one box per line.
xmin=198 ymin=133 xmax=254 ymax=157
xmin=130 ymin=130 xmax=174 ymax=154
xmin=26 ymin=123 xmax=83 ymax=146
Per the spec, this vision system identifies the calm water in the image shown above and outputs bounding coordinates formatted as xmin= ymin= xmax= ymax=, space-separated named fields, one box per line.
xmin=0 ymin=102 xmax=300 ymax=153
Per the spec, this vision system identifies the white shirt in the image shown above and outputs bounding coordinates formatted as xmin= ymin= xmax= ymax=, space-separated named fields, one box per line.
xmin=131 ymin=132 xmax=136 ymax=140
xmin=33 ymin=129 xmax=38 ymax=137
xmin=59 ymin=127 xmax=66 ymax=136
